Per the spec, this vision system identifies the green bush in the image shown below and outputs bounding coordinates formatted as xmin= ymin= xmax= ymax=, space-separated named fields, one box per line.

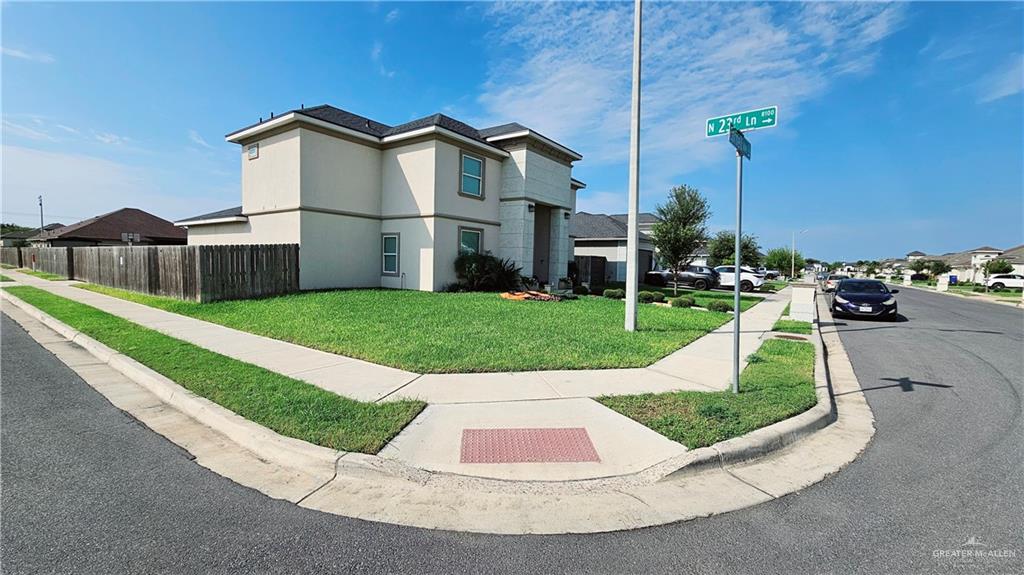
xmin=573 ymin=285 xmax=590 ymax=295
xmin=706 ymin=300 xmax=734 ymax=313
xmin=972 ymin=286 xmax=986 ymax=292
xmin=638 ymin=290 xmax=665 ymax=304
xmin=670 ymin=295 xmax=695 ymax=308
xmin=454 ymin=252 xmax=522 ymax=292
xmin=603 ymin=288 xmax=625 ymax=299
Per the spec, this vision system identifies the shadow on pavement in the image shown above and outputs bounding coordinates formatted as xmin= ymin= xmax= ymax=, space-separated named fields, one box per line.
xmin=836 ymin=376 xmax=954 ymax=396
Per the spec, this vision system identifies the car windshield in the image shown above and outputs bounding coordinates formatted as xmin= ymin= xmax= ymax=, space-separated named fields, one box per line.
xmin=839 ymin=280 xmax=888 ymax=294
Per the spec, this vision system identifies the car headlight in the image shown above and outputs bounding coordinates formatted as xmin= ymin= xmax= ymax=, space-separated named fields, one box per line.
xmin=835 ymin=295 xmax=848 ymax=303
xmin=883 ymin=297 xmax=896 ymax=305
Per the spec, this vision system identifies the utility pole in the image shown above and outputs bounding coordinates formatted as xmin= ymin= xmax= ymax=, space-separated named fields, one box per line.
xmin=791 ymin=228 xmax=807 ymax=279
xmin=38 ymin=195 xmax=44 ymax=231
xmin=624 ymin=0 xmax=642 ymax=332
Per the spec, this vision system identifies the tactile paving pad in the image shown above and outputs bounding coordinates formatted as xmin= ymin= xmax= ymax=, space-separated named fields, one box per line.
xmin=460 ymin=427 xmax=601 ymax=463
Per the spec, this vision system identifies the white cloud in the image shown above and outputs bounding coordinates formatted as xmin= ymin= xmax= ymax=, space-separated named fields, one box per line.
xmin=2 ymin=118 xmax=55 ymax=141
xmin=1 ymin=46 xmax=55 ymax=63
xmin=94 ymin=132 xmax=130 ymax=145
xmin=976 ymin=54 xmax=1023 ymax=104
xmin=188 ymin=129 xmax=214 ymax=149
xmin=477 ymin=1 xmax=905 ymax=206
xmin=385 ymin=8 xmax=400 ymax=23
xmin=1 ymin=146 xmax=232 ymax=227
xmin=371 ymin=40 xmax=395 ymax=78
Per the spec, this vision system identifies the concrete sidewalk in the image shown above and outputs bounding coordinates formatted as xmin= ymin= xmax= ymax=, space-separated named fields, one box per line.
xmin=2 ymin=269 xmax=790 ymax=404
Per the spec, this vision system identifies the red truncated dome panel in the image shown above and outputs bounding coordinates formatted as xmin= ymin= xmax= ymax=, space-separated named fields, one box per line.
xmin=460 ymin=427 xmax=601 ymax=464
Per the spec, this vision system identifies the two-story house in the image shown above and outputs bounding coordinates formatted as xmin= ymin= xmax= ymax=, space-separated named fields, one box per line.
xmin=176 ymin=105 xmax=584 ymax=291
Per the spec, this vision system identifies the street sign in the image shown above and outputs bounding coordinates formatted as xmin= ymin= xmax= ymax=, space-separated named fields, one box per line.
xmin=706 ymin=106 xmax=778 ymax=137
xmin=729 ymin=127 xmax=750 ymax=160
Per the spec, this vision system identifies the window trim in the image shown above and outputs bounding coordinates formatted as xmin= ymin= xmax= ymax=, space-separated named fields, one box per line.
xmin=381 ymin=233 xmax=400 ymax=276
xmin=247 ymin=143 xmax=259 ymax=160
xmin=458 ymin=152 xmax=485 ymax=200
xmin=458 ymin=226 xmax=484 ymax=255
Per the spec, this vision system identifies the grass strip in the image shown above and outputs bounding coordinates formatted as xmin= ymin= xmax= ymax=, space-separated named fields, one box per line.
xmin=781 ymin=302 xmax=791 ymax=316
xmin=1 ymin=264 xmax=16 ymax=269
xmin=5 ymin=286 xmax=425 ymax=453
xmin=772 ymin=318 xmax=812 ymax=335
xmin=0 ymin=275 xmax=12 ymax=282
xmin=16 ymin=268 xmax=66 ymax=281
xmin=74 ymin=284 xmax=734 ymax=373
xmin=598 ymin=339 xmax=817 ymax=449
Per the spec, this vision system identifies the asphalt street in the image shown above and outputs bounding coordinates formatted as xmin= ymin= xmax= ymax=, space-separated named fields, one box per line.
xmin=2 ymin=288 xmax=1022 ymax=574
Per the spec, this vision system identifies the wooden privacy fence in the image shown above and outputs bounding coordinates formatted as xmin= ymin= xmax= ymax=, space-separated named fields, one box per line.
xmin=72 ymin=244 xmax=299 ymax=302
xmin=5 ymin=244 xmax=298 ymax=302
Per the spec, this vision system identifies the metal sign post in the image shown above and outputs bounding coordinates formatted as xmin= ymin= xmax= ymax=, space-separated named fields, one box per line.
xmin=708 ymin=109 xmax=777 ymax=393
xmin=624 ymin=0 xmax=642 ymax=332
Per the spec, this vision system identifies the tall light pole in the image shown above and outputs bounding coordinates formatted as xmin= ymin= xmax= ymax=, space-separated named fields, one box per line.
xmin=624 ymin=0 xmax=642 ymax=332
xmin=791 ymin=228 xmax=807 ymax=279
xmin=38 ymin=195 xmax=44 ymax=231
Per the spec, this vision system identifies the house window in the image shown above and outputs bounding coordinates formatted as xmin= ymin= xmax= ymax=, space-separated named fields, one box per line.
xmin=459 ymin=228 xmax=482 ymax=255
xmin=460 ymin=153 xmax=483 ymax=198
xmin=382 ymin=234 xmax=399 ymax=275
xmin=247 ymin=143 xmax=259 ymax=160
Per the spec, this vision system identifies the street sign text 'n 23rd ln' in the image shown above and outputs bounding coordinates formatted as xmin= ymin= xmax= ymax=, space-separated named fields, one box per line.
xmin=706 ymin=106 xmax=778 ymax=137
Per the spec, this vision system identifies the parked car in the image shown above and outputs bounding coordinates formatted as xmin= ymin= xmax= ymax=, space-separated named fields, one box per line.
xmin=714 ymin=266 xmax=764 ymax=292
xmin=756 ymin=267 xmax=781 ymax=280
xmin=986 ymin=274 xmax=1024 ymax=291
xmin=823 ymin=274 xmax=849 ymax=292
xmin=830 ymin=279 xmax=899 ymax=320
xmin=645 ymin=265 xmax=720 ymax=291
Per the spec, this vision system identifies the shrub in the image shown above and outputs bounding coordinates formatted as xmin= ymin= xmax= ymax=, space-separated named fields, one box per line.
xmin=670 ymin=295 xmax=695 ymax=308
xmin=572 ymin=285 xmax=590 ymax=295
xmin=638 ymin=290 xmax=665 ymax=303
xmin=706 ymin=300 xmax=733 ymax=312
xmin=454 ymin=252 xmax=522 ymax=292
xmin=440 ymin=282 xmax=467 ymax=293
xmin=972 ymin=286 xmax=986 ymax=292
xmin=603 ymin=288 xmax=625 ymax=299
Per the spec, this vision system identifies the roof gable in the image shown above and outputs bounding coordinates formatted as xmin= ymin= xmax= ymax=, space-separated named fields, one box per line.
xmin=36 ymin=208 xmax=185 ymax=242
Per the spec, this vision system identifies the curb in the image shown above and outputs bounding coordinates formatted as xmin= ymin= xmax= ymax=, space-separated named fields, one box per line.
xmin=1 ymin=290 xmax=341 ymax=476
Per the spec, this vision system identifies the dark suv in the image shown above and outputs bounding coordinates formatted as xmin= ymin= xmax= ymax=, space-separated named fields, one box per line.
xmin=645 ymin=265 xmax=720 ymax=291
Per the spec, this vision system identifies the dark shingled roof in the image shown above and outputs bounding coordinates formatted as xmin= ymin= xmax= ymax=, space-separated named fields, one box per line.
xmin=2 ymin=223 xmax=63 ymax=240
xmin=610 ymin=213 xmax=661 ymax=225
xmin=478 ymin=122 xmax=529 ymax=139
xmin=176 ymin=206 xmax=244 ymax=224
xmin=570 ymin=212 xmax=651 ymax=241
xmin=34 ymin=208 xmax=185 ymax=243
xmin=906 ymin=250 xmax=926 ymax=256
xmin=297 ymin=105 xmax=391 ymax=137
xmin=968 ymin=246 xmax=1002 ymax=252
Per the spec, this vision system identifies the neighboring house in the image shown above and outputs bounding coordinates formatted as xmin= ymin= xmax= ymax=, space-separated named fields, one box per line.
xmin=906 ymin=250 xmax=926 ymax=261
xmin=570 ymin=212 xmax=654 ymax=283
xmin=1 ymin=223 xmax=63 ymax=247
xmin=30 ymin=208 xmax=186 ymax=247
xmin=609 ymin=212 xmax=661 ymax=237
xmin=998 ymin=244 xmax=1024 ymax=275
xmin=176 ymin=105 xmax=583 ymax=291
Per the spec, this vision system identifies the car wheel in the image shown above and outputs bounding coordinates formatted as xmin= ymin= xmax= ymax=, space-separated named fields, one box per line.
xmin=694 ymin=279 xmax=708 ymax=291
xmin=740 ymin=280 xmax=753 ymax=292
xmin=991 ymin=283 xmax=1004 ymax=291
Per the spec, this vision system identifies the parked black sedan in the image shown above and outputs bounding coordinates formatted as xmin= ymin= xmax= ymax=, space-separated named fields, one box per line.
xmin=830 ymin=279 xmax=899 ymax=320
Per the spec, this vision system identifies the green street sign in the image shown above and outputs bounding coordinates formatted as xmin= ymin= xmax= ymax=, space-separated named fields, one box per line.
xmin=706 ymin=106 xmax=778 ymax=137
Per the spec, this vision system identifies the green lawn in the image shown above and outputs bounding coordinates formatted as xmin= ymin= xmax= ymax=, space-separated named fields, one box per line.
xmin=598 ymin=339 xmax=817 ymax=449
xmin=604 ymin=282 xmax=762 ymax=311
xmin=1 ymin=263 xmax=16 ymax=269
xmin=0 ymin=275 xmax=12 ymax=282
xmin=781 ymin=302 xmax=791 ymax=316
xmin=16 ymin=268 xmax=66 ymax=281
xmin=4 ymin=286 xmax=424 ymax=453
xmin=763 ymin=280 xmax=788 ymax=292
xmin=772 ymin=319 xmax=812 ymax=334
xmin=76 ymin=284 xmax=734 ymax=373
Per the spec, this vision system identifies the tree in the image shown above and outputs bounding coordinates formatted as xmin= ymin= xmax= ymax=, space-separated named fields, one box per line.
xmin=984 ymin=259 xmax=1013 ymax=275
xmin=909 ymin=259 xmax=929 ymax=274
xmin=763 ymin=247 xmax=803 ymax=278
xmin=865 ymin=261 xmax=880 ymax=277
xmin=929 ymin=260 xmax=952 ymax=276
xmin=651 ymin=185 xmax=711 ymax=295
xmin=831 ymin=261 xmax=845 ymax=272
xmin=706 ymin=231 xmax=761 ymax=268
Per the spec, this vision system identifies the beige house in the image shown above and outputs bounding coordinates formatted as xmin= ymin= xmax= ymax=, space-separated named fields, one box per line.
xmin=177 ymin=105 xmax=583 ymax=291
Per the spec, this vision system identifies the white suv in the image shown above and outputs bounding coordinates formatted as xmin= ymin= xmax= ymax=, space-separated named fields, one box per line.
xmin=714 ymin=266 xmax=765 ymax=292
xmin=986 ymin=274 xmax=1024 ymax=291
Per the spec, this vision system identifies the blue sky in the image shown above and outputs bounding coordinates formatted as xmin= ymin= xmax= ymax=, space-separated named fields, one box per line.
xmin=2 ymin=1 xmax=1021 ymax=261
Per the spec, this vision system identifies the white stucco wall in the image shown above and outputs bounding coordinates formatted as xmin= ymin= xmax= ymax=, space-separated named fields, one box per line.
xmin=300 ymin=128 xmax=381 ymax=216
xmin=186 ymin=212 xmax=301 ymax=246
xmin=298 ymin=211 xmax=379 ymax=290
xmin=380 ymin=217 xmax=435 ymax=291
xmin=382 ymin=140 xmax=436 ymax=216
xmin=241 ymin=130 xmax=301 ymax=213
xmin=433 ymin=140 xmax=502 ymax=223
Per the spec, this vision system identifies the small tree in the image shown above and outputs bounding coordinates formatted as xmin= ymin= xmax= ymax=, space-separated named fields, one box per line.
xmin=706 ymin=231 xmax=761 ymax=268
xmin=909 ymin=259 xmax=929 ymax=275
xmin=929 ymin=260 xmax=952 ymax=277
xmin=984 ymin=259 xmax=1013 ymax=275
xmin=764 ymin=247 xmax=803 ymax=278
xmin=651 ymin=185 xmax=711 ymax=295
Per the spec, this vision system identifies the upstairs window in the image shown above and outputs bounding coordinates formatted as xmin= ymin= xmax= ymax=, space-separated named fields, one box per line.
xmin=460 ymin=153 xmax=483 ymax=198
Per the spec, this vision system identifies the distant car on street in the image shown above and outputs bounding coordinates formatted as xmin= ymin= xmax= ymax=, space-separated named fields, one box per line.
xmin=830 ymin=279 xmax=899 ymax=320
xmin=714 ymin=266 xmax=764 ymax=292
xmin=986 ymin=274 xmax=1024 ymax=291
xmin=756 ymin=267 xmax=781 ymax=280
xmin=645 ymin=265 xmax=720 ymax=291
xmin=823 ymin=274 xmax=849 ymax=292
